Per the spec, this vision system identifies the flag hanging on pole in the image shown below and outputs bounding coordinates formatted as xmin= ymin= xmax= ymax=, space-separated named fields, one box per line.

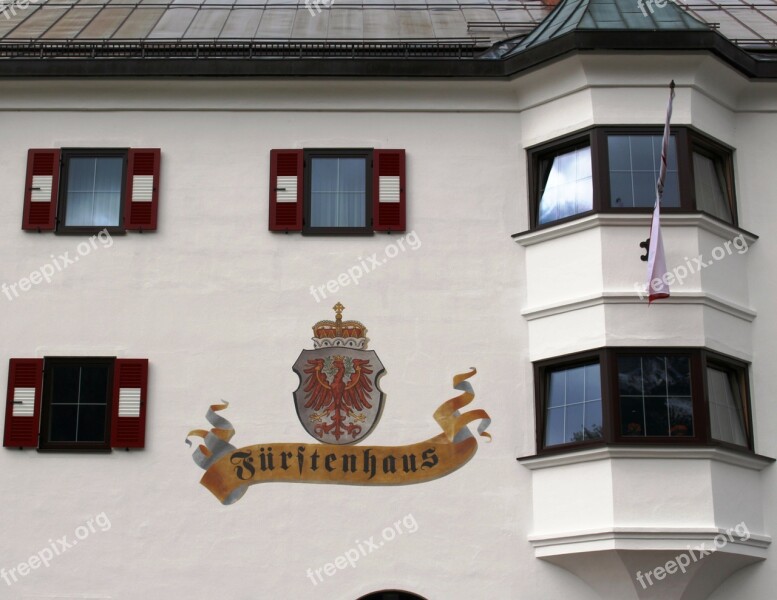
xmin=646 ymin=81 xmax=675 ymax=304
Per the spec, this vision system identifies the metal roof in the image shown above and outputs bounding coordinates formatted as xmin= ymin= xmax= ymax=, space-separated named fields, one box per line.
xmin=0 ymin=0 xmax=551 ymax=45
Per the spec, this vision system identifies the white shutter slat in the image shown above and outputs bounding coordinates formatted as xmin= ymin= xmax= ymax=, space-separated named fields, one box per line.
xmin=131 ymin=175 xmax=154 ymax=202
xmin=30 ymin=176 xmax=53 ymax=202
xmin=118 ymin=388 xmax=142 ymax=417
xmin=276 ymin=176 xmax=298 ymax=203
xmin=379 ymin=176 xmax=400 ymax=203
xmin=12 ymin=388 xmax=36 ymax=417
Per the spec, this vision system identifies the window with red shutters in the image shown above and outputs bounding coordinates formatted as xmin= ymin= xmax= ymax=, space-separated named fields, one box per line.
xmin=22 ymin=150 xmax=60 ymax=231
xmin=3 ymin=359 xmax=43 ymax=448
xmin=269 ymin=149 xmax=303 ymax=231
xmin=3 ymin=357 xmax=149 ymax=452
xmin=21 ymin=147 xmax=161 ymax=234
xmin=269 ymin=148 xmax=406 ymax=234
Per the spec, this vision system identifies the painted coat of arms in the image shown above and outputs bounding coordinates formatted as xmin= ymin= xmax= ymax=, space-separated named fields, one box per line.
xmin=292 ymin=303 xmax=386 ymax=445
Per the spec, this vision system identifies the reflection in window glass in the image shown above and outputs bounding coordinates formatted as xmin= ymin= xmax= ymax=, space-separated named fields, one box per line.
xmin=618 ymin=355 xmax=693 ymax=437
xmin=310 ymin=157 xmax=367 ymax=228
xmin=545 ymin=363 xmax=603 ymax=447
xmin=537 ymin=146 xmax=593 ymax=225
xmin=693 ymin=152 xmax=733 ymax=223
xmin=608 ymin=135 xmax=680 ymax=208
xmin=707 ymin=367 xmax=747 ymax=446
xmin=65 ymin=157 xmax=123 ymax=227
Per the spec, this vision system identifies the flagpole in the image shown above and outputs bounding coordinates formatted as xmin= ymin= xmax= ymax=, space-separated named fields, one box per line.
xmin=645 ymin=80 xmax=675 ymax=304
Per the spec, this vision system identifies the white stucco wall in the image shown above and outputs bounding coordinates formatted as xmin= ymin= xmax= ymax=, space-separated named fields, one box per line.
xmin=0 ymin=52 xmax=774 ymax=600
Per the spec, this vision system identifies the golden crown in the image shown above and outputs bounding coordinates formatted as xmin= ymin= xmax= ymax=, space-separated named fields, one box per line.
xmin=312 ymin=303 xmax=369 ymax=350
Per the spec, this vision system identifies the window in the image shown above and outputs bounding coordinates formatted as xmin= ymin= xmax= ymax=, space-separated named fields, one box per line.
xmin=528 ymin=127 xmax=736 ymax=228
xmin=537 ymin=143 xmax=593 ymax=225
xmin=534 ymin=349 xmax=753 ymax=453
xmin=3 ymin=357 xmax=149 ymax=451
xmin=306 ymin=150 xmax=371 ymax=234
xmin=22 ymin=148 xmax=161 ymax=233
xmin=59 ymin=151 xmax=125 ymax=232
xmin=544 ymin=362 xmax=603 ymax=446
xmin=269 ymin=148 xmax=406 ymax=234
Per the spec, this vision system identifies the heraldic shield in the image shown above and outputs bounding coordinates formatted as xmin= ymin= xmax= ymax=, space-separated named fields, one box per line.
xmin=293 ymin=303 xmax=386 ymax=445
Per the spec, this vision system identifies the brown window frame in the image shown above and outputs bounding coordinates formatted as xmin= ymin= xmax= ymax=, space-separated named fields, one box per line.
xmin=528 ymin=126 xmax=737 ymax=230
xmin=38 ymin=357 xmax=115 ymax=452
xmin=534 ymin=348 xmax=754 ymax=455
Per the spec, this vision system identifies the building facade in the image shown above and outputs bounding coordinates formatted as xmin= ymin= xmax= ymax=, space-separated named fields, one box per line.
xmin=1 ymin=0 xmax=776 ymax=598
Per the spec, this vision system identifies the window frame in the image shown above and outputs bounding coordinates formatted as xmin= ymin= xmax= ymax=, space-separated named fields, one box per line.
xmin=38 ymin=356 xmax=115 ymax=452
xmin=528 ymin=126 xmax=737 ymax=230
xmin=56 ymin=148 xmax=128 ymax=236
xmin=534 ymin=347 xmax=754 ymax=455
xmin=302 ymin=148 xmax=373 ymax=236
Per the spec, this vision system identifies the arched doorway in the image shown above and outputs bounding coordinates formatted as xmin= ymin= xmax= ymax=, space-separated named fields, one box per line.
xmin=357 ymin=591 xmax=428 ymax=600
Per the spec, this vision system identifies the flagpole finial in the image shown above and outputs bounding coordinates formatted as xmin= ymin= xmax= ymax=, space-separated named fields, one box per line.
xmin=670 ymin=80 xmax=675 ymax=90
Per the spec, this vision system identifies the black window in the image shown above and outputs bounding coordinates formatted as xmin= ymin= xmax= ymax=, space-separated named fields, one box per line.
xmin=40 ymin=358 xmax=113 ymax=451
xmin=58 ymin=150 xmax=127 ymax=234
xmin=304 ymin=149 xmax=372 ymax=235
xmin=528 ymin=127 xmax=737 ymax=228
xmin=534 ymin=348 xmax=753 ymax=453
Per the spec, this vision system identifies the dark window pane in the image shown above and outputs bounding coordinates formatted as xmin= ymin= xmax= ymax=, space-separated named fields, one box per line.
xmin=585 ymin=363 xmax=601 ymax=401
xmin=662 ymin=171 xmax=681 ymax=207
xmin=565 ymin=402 xmax=585 ymax=443
xmin=642 ymin=356 xmax=667 ymax=396
xmin=545 ymin=407 xmax=564 ymax=446
xmin=584 ymin=399 xmax=604 ymax=441
xmin=693 ymin=152 xmax=732 ymax=223
xmin=565 ymin=366 xmax=585 ymax=405
xmin=645 ymin=396 xmax=669 ymax=436
xmin=618 ymin=356 xmax=643 ymax=395
xmin=51 ymin=365 xmax=80 ymax=404
xmin=610 ymin=172 xmax=634 ymax=208
xmin=547 ymin=371 xmax=565 ymax=408
xmin=621 ymin=397 xmax=645 ymax=436
xmin=65 ymin=156 xmax=123 ymax=227
xmin=668 ymin=397 xmax=694 ymax=437
xmin=78 ymin=406 xmax=107 ymax=442
xmin=80 ymin=366 xmax=110 ymax=404
xmin=49 ymin=405 xmax=78 ymax=442
xmin=666 ymin=356 xmax=691 ymax=395
xmin=630 ymin=136 xmax=655 ymax=171
xmin=632 ymin=171 xmax=658 ymax=207
xmin=707 ymin=367 xmax=747 ymax=446
xmin=607 ymin=136 xmax=631 ymax=171
xmin=310 ymin=157 xmax=366 ymax=228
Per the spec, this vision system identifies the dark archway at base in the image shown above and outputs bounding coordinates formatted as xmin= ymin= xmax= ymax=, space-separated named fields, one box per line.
xmin=357 ymin=591 xmax=428 ymax=600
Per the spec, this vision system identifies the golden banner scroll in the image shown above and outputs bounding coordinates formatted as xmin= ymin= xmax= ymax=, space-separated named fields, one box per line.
xmin=186 ymin=369 xmax=491 ymax=505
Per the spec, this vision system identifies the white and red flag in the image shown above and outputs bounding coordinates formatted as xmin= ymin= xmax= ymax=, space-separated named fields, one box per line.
xmin=646 ymin=81 xmax=675 ymax=303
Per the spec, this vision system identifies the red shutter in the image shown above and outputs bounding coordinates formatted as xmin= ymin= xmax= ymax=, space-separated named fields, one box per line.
xmin=269 ymin=149 xmax=303 ymax=232
xmin=373 ymin=149 xmax=406 ymax=232
xmin=125 ymin=149 xmax=160 ymax=231
xmin=22 ymin=149 xmax=60 ymax=231
xmin=3 ymin=359 xmax=43 ymax=448
xmin=110 ymin=359 xmax=148 ymax=449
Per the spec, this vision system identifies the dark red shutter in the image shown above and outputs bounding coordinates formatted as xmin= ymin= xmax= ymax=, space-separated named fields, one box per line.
xmin=373 ymin=149 xmax=406 ymax=232
xmin=269 ymin=149 xmax=303 ymax=232
xmin=3 ymin=359 xmax=43 ymax=448
xmin=124 ymin=149 xmax=160 ymax=231
xmin=110 ymin=359 xmax=149 ymax=449
xmin=22 ymin=149 xmax=60 ymax=231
